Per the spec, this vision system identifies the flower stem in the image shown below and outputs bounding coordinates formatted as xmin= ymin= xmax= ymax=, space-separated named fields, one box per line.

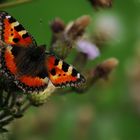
xmin=0 ymin=0 xmax=32 ymax=9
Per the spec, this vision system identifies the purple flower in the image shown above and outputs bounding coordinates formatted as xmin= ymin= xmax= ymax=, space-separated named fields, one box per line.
xmin=76 ymin=39 xmax=100 ymax=60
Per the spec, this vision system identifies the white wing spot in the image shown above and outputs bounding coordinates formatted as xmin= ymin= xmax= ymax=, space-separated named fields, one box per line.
xmin=6 ymin=15 xmax=11 ymax=19
xmin=77 ymin=73 xmax=80 ymax=78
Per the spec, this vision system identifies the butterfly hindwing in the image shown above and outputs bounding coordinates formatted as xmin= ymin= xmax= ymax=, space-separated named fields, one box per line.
xmin=1 ymin=45 xmax=49 ymax=93
xmin=46 ymin=55 xmax=86 ymax=87
xmin=15 ymin=75 xmax=49 ymax=93
xmin=0 ymin=11 xmax=37 ymax=48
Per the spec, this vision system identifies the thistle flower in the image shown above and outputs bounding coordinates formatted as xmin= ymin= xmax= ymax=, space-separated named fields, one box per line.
xmin=50 ymin=15 xmax=90 ymax=59
xmin=76 ymin=39 xmax=100 ymax=60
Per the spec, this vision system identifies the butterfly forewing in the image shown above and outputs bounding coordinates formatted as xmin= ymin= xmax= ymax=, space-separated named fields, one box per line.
xmin=0 ymin=11 xmax=37 ymax=47
xmin=46 ymin=55 xmax=86 ymax=87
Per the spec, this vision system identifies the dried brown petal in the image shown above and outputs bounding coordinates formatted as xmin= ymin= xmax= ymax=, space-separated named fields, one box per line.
xmin=66 ymin=15 xmax=91 ymax=40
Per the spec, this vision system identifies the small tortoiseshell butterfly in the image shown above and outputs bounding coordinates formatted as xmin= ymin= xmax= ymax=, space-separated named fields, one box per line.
xmin=0 ymin=11 xmax=86 ymax=93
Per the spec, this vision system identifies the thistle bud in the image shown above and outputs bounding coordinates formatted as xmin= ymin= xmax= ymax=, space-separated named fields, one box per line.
xmin=88 ymin=0 xmax=112 ymax=9
xmin=50 ymin=16 xmax=90 ymax=59
xmin=28 ymin=81 xmax=56 ymax=106
xmin=66 ymin=15 xmax=91 ymax=40
xmin=94 ymin=58 xmax=119 ymax=79
xmin=50 ymin=18 xmax=65 ymax=33
xmin=74 ymin=58 xmax=118 ymax=93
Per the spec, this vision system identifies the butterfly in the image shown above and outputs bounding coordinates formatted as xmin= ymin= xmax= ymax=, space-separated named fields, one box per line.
xmin=0 ymin=11 xmax=86 ymax=93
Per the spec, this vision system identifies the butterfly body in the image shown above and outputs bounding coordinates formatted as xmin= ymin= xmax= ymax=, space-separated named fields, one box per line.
xmin=0 ymin=11 xmax=86 ymax=93
xmin=12 ymin=45 xmax=46 ymax=77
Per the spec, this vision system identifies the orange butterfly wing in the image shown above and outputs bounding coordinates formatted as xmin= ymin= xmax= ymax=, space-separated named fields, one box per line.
xmin=1 ymin=46 xmax=49 ymax=93
xmin=46 ymin=55 xmax=86 ymax=87
xmin=0 ymin=11 xmax=37 ymax=47
xmin=0 ymin=11 xmax=48 ymax=93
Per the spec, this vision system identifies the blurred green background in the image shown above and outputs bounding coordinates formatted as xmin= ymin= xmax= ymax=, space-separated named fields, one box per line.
xmin=1 ymin=0 xmax=140 ymax=140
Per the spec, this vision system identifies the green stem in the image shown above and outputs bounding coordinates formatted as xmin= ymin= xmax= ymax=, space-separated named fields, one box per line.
xmin=0 ymin=0 xmax=32 ymax=9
